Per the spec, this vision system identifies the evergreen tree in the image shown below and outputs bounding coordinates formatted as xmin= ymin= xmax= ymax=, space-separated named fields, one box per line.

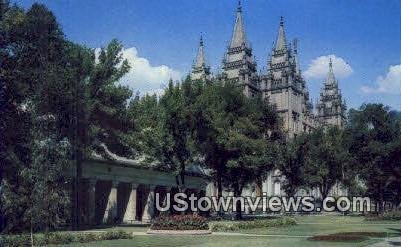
xmin=22 ymin=115 xmax=71 ymax=232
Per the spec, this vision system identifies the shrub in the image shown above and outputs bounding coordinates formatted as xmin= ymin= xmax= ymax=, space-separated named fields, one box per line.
xmin=150 ymin=215 xmax=209 ymax=230
xmin=0 ymin=230 xmax=132 ymax=246
xmin=209 ymin=217 xmax=297 ymax=231
xmin=45 ymin=232 xmax=74 ymax=244
xmin=101 ymin=230 xmax=132 ymax=240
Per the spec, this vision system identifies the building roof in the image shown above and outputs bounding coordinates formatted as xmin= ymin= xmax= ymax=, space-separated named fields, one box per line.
xmin=90 ymin=143 xmax=210 ymax=178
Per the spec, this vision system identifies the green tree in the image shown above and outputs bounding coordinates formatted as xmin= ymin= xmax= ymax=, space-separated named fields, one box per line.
xmin=22 ymin=115 xmax=71 ymax=233
xmin=345 ymin=104 xmax=401 ymax=211
xmin=1 ymin=1 xmax=133 ymax=231
xmin=304 ymin=126 xmax=351 ymax=199
xmin=1 ymin=2 xmax=70 ymax=232
xmin=277 ymin=134 xmax=309 ymax=196
xmin=193 ymin=80 xmax=279 ymax=218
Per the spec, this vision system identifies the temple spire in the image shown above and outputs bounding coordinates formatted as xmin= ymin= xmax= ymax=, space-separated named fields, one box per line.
xmin=194 ymin=35 xmax=205 ymax=68
xmin=326 ymin=57 xmax=336 ymax=85
xmin=230 ymin=0 xmax=246 ymax=48
xmin=191 ymin=35 xmax=210 ymax=80
xmin=275 ymin=16 xmax=287 ymax=51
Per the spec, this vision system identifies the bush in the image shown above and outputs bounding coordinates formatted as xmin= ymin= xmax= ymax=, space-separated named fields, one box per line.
xmin=365 ymin=210 xmax=401 ymax=221
xmin=150 ymin=215 xmax=209 ymax=230
xmin=209 ymin=217 xmax=297 ymax=231
xmin=0 ymin=230 xmax=132 ymax=246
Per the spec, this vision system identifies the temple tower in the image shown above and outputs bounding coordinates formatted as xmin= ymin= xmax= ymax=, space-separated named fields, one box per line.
xmin=261 ymin=17 xmax=317 ymax=137
xmin=222 ymin=1 xmax=259 ymax=97
xmin=317 ymin=58 xmax=347 ymax=127
xmin=191 ymin=35 xmax=211 ymax=80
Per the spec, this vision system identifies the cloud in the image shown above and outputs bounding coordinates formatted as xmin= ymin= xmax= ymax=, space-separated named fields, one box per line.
xmin=361 ymin=64 xmax=401 ymax=95
xmin=117 ymin=47 xmax=183 ymax=95
xmin=304 ymin=54 xmax=353 ymax=79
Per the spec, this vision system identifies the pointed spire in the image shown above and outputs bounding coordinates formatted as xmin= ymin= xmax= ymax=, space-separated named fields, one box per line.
xmin=325 ymin=57 xmax=336 ymax=85
xmin=191 ymin=35 xmax=210 ymax=80
xmin=230 ymin=0 xmax=246 ymax=48
xmin=194 ymin=35 xmax=206 ymax=68
xmin=275 ymin=16 xmax=287 ymax=51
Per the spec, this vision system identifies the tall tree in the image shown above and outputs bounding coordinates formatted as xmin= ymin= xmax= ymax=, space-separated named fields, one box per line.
xmin=193 ymin=80 xmax=279 ymax=218
xmin=1 ymin=1 xmax=133 ymax=231
xmin=277 ymin=134 xmax=309 ymax=196
xmin=304 ymin=126 xmax=351 ymax=199
xmin=345 ymin=104 xmax=401 ymax=211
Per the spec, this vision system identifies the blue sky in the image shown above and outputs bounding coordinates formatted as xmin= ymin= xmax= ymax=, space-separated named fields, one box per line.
xmin=17 ymin=0 xmax=401 ymax=110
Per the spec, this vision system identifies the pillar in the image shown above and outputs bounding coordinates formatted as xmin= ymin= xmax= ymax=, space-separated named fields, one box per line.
xmin=122 ymin=183 xmax=138 ymax=224
xmin=141 ymin=185 xmax=156 ymax=222
xmin=103 ymin=181 xmax=118 ymax=224
xmin=87 ymin=179 xmax=97 ymax=226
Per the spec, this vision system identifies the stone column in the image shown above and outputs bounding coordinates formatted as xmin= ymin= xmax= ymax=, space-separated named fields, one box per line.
xmin=122 ymin=183 xmax=138 ymax=224
xmin=103 ymin=181 xmax=118 ymax=224
xmin=141 ymin=185 xmax=156 ymax=223
xmin=87 ymin=179 xmax=97 ymax=226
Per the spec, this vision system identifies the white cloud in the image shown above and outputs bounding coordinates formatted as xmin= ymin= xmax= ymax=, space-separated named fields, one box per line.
xmin=118 ymin=47 xmax=182 ymax=95
xmin=304 ymin=54 xmax=353 ymax=79
xmin=361 ymin=64 xmax=401 ymax=95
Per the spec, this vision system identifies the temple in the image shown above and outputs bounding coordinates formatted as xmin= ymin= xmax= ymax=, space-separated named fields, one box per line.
xmin=189 ymin=2 xmax=348 ymax=198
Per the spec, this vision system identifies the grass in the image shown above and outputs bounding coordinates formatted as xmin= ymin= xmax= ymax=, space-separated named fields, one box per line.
xmin=57 ymin=215 xmax=401 ymax=247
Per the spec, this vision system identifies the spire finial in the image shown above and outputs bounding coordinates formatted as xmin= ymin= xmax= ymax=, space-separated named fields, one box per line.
xmin=237 ymin=1 xmax=242 ymax=12
xmin=200 ymin=34 xmax=203 ymax=46
xmin=325 ymin=56 xmax=336 ymax=85
xmin=280 ymin=16 xmax=284 ymax=26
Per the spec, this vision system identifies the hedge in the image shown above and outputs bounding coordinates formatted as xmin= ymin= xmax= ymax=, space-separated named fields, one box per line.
xmin=150 ymin=215 xmax=209 ymax=230
xmin=209 ymin=217 xmax=297 ymax=231
xmin=0 ymin=230 xmax=132 ymax=247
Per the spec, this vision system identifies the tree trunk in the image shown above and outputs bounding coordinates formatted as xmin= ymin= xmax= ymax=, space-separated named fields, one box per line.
xmin=176 ymin=174 xmax=186 ymax=215
xmin=216 ymin=170 xmax=223 ymax=216
xmin=232 ymin=183 xmax=243 ymax=220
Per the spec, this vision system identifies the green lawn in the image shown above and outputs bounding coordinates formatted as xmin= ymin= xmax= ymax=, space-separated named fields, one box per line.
xmin=61 ymin=215 xmax=401 ymax=247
